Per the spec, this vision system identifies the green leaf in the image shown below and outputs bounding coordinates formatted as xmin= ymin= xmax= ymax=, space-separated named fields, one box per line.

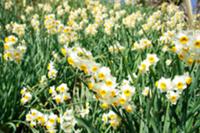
xmin=163 ymin=103 xmax=170 ymax=133
xmin=75 ymin=116 xmax=99 ymax=133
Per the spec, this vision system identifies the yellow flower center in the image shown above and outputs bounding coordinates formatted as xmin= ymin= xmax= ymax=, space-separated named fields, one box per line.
xmin=125 ymin=106 xmax=132 ymax=113
xmin=105 ymin=80 xmax=113 ymax=87
xmin=99 ymin=89 xmax=106 ymax=97
xmin=98 ymin=73 xmax=105 ymax=80
xmin=88 ymin=82 xmax=94 ymax=90
xmin=37 ymin=116 xmax=45 ymax=124
xmin=179 ymin=36 xmax=189 ymax=44
xmin=4 ymin=44 xmax=9 ymax=50
xmin=194 ymin=40 xmax=200 ymax=48
xmin=119 ymin=98 xmax=126 ymax=105
xmin=160 ymin=82 xmax=167 ymax=91
xmin=67 ymin=57 xmax=74 ymax=65
xmin=80 ymin=64 xmax=87 ymax=72
xmin=60 ymin=86 xmax=65 ymax=92
xmin=140 ymin=64 xmax=146 ymax=72
xmin=187 ymin=58 xmax=194 ymax=65
xmin=170 ymin=95 xmax=177 ymax=103
xmin=124 ymin=89 xmax=131 ymax=97
xmin=177 ymin=82 xmax=183 ymax=90
xmin=148 ymin=57 xmax=155 ymax=64
xmin=92 ymin=66 xmax=98 ymax=72
xmin=24 ymin=95 xmax=29 ymax=100
xmin=100 ymin=103 xmax=109 ymax=109
xmin=55 ymin=97 xmax=61 ymax=104
xmin=63 ymin=95 xmax=69 ymax=100
xmin=49 ymin=118 xmax=55 ymax=124
xmin=178 ymin=54 xmax=184 ymax=60
xmin=111 ymin=90 xmax=116 ymax=97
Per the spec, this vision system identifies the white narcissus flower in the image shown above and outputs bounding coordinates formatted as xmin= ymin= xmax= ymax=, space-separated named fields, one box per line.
xmin=156 ymin=77 xmax=172 ymax=92
xmin=121 ymin=84 xmax=135 ymax=98
xmin=104 ymin=76 xmax=117 ymax=88
xmin=166 ymin=91 xmax=180 ymax=105
xmin=20 ymin=87 xmax=32 ymax=105
xmin=47 ymin=113 xmax=58 ymax=126
xmin=85 ymin=24 xmax=98 ymax=35
xmin=60 ymin=109 xmax=76 ymax=132
xmin=97 ymin=67 xmax=111 ymax=81
xmin=107 ymin=111 xmax=121 ymax=129
xmin=48 ymin=68 xmax=58 ymax=79
xmin=142 ymin=87 xmax=150 ymax=96
xmin=146 ymin=53 xmax=159 ymax=65
xmin=172 ymin=75 xmax=187 ymax=92
xmin=138 ymin=60 xmax=151 ymax=73
xmin=56 ymin=83 xmax=69 ymax=93
xmin=177 ymin=33 xmax=190 ymax=45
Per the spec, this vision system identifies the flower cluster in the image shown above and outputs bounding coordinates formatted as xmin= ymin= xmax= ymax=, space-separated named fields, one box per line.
xmin=6 ymin=22 xmax=26 ymax=37
xmin=44 ymin=14 xmax=62 ymax=34
xmin=49 ymin=83 xmax=71 ymax=104
xmin=159 ymin=30 xmax=175 ymax=44
xmin=25 ymin=108 xmax=76 ymax=133
xmin=60 ymin=109 xmax=76 ymax=132
xmin=56 ymin=1 xmax=70 ymax=17
xmin=132 ymin=38 xmax=152 ymax=50
xmin=122 ymin=11 xmax=142 ymax=28
xmin=172 ymin=31 xmax=200 ymax=65
xmin=102 ymin=111 xmax=121 ymax=129
xmin=4 ymin=0 xmax=13 ymax=10
xmin=3 ymin=35 xmax=27 ymax=63
xmin=138 ymin=53 xmax=159 ymax=73
xmin=62 ymin=46 xmax=136 ymax=112
xmin=156 ymin=73 xmax=192 ymax=104
xmin=108 ymin=42 xmax=125 ymax=53
xmin=141 ymin=3 xmax=185 ymax=33
xmin=141 ymin=10 xmax=162 ymax=32
xmin=31 ymin=14 xmax=40 ymax=32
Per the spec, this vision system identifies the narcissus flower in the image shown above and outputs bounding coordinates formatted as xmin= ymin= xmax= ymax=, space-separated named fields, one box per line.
xmin=166 ymin=91 xmax=180 ymax=105
xmin=156 ymin=77 xmax=172 ymax=92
